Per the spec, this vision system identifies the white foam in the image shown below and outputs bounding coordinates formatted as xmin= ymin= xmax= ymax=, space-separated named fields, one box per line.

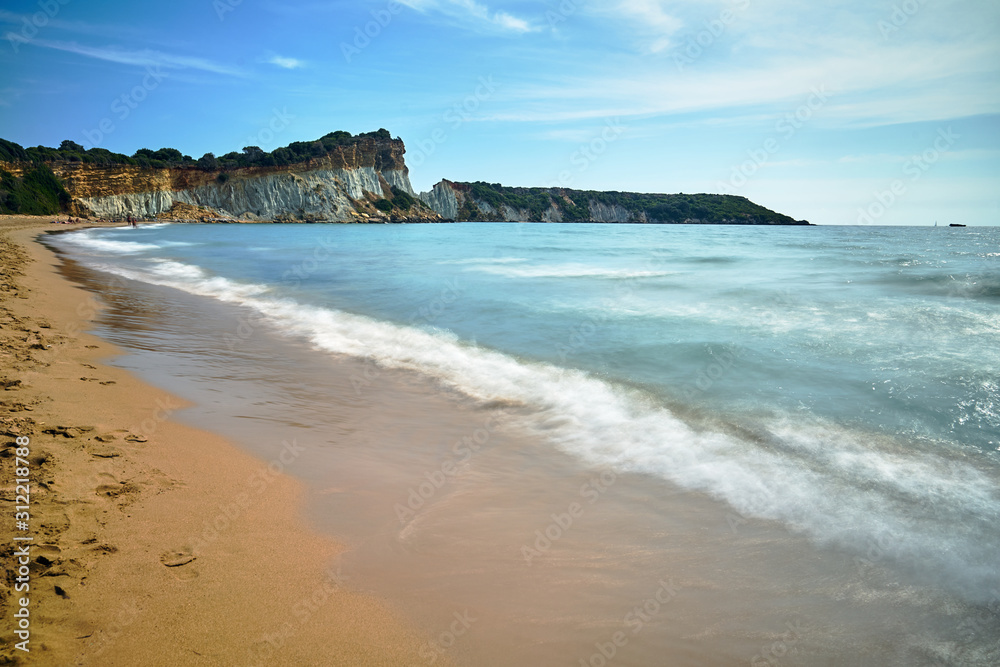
xmin=59 ymin=227 xmax=199 ymax=254
xmin=468 ymin=263 xmax=677 ymax=279
xmin=92 ymin=261 xmax=271 ymax=301
xmin=437 ymin=257 xmax=528 ymax=265
xmin=79 ymin=256 xmax=1000 ymax=604
xmin=61 ymin=234 xmax=161 ymax=254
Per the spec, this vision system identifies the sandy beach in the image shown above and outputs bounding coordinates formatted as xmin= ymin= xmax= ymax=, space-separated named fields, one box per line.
xmin=0 ymin=216 xmax=439 ymax=666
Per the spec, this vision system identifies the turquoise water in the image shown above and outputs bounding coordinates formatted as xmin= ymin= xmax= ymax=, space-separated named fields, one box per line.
xmin=50 ymin=222 xmax=1000 ymax=662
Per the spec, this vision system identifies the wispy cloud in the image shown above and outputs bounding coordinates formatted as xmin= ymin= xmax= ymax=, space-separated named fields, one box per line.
xmin=613 ymin=0 xmax=683 ymax=52
xmin=399 ymin=0 xmax=535 ymax=34
xmin=30 ymin=39 xmax=244 ymax=76
xmin=476 ymin=27 xmax=1000 ymax=129
xmin=264 ymin=54 xmax=305 ymax=69
xmin=0 ymin=10 xmax=158 ymax=43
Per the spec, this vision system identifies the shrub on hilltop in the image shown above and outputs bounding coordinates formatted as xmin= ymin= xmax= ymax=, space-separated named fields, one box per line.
xmin=0 ymin=129 xmax=400 ymax=171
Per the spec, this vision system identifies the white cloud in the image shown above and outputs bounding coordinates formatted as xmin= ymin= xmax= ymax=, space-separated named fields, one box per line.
xmin=31 ymin=39 xmax=244 ymax=76
xmin=614 ymin=0 xmax=683 ymax=52
xmin=476 ymin=31 xmax=1000 ymax=129
xmin=398 ymin=0 xmax=534 ymax=33
xmin=265 ymin=54 xmax=305 ymax=69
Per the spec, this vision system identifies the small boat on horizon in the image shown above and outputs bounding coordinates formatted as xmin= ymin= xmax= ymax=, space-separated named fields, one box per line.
xmin=949 ymin=223 xmax=967 ymax=227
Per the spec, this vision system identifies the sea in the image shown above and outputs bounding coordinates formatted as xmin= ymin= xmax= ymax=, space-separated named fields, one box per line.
xmin=47 ymin=222 xmax=1000 ymax=666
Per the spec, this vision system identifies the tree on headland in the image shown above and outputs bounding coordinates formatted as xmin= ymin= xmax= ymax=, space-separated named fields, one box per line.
xmin=242 ymin=146 xmax=264 ymax=163
xmin=0 ymin=129 xmax=402 ymax=172
xmin=456 ymin=181 xmax=804 ymax=224
xmin=198 ymin=153 xmax=219 ymax=171
xmin=59 ymin=140 xmax=86 ymax=152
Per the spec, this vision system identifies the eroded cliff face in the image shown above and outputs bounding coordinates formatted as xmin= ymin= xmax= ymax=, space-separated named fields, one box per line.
xmin=419 ymin=180 xmax=640 ymax=223
xmin=419 ymin=180 xmax=808 ymax=225
xmin=419 ymin=180 xmax=461 ymax=220
xmin=45 ymin=137 xmax=438 ymax=222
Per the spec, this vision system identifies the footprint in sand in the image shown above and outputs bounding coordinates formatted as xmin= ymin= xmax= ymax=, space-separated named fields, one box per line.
xmin=94 ymin=473 xmax=135 ymax=498
xmin=44 ymin=425 xmax=95 ymax=439
xmin=34 ymin=544 xmax=62 ymax=567
xmin=85 ymin=442 xmax=122 ymax=459
xmin=160 ymin=548 xmax=199 ymax=580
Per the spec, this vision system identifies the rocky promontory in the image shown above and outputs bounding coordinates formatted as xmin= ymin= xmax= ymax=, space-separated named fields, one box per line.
xmin=0 ymin=131 xmax=441 ymax=223
xmin=0 ymin=132 xmax=809 ymax=225
xmin=419 ymin=180 xmax=810 ymax=225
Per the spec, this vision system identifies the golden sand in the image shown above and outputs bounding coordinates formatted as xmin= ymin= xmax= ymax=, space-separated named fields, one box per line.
xmin=0 ymin=216 xmax=442 ymax=666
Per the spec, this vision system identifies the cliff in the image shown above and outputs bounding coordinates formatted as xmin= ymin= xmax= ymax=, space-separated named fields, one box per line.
xmin=0 ymin=133 xmax=441 ymax=223
xmin=1 ymin=133 xmax=809 ymax=225
xmin=419 ymin=180 xmax=811 ymax=225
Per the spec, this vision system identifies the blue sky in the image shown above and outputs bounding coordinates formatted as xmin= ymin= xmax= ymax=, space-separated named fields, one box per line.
xmin=1 ymin=0 xmax=998 ymax=225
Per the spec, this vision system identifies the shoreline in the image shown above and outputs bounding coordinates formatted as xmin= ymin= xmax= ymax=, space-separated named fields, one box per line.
xmin=0 ymin=215 xmax=438 ymax=665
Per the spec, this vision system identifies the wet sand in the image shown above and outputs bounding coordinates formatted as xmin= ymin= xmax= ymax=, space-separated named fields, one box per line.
xmin=0 ymin=215 xmax=442 ymax=666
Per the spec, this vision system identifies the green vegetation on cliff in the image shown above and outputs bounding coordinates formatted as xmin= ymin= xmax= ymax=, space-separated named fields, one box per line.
xmin=0 ymin=164 xmax=71 ymax=215
xmin=457 ymin=182 xmax=807 ymax=225
xmin=0 ymin=129 xmax=396 ymax=171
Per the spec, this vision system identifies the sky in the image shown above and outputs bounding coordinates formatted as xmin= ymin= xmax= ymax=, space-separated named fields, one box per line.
xmin=0 ymin=0 xmax=998 ymax=225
